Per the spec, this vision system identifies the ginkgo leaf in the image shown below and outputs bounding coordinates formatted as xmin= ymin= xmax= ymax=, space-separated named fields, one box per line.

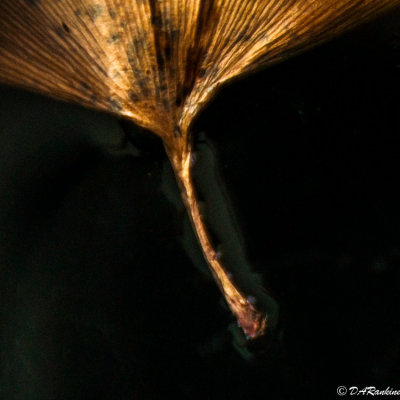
xmin=0 ymin=0 xmax=398 ymax=339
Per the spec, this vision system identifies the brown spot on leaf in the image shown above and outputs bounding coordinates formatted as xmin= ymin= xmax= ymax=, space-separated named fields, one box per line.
xmin=138 ymin=79 xmax=150 ymax=97
xmin=162 ymin=98 xmax=170 ymax=111
xmin=109 ymin=97 xmax=122 ymax=112
xmin=175 ymin=94 xmax=183 ymax=107
xmin=170 ymin=30 xmax=179 ymax=42
xmin=108 ymin=8 xmax=117 ymax=19
xmin=62 ymin=23 xmax=71 ymax=34
xmin=151 ymin=15 xmax=162 ymax=28
xmin=128 ymin=90 xmax=139 ymax=102
xmin=55 ymin=25 xmax=69 ymax=38
xmin=164 ymin=42 xmax=172 ymax=61
xmin=237 ymin=33 xmax=251 ymax=42
xmin=107 ymin=32 xmax=121 ymax=44
xmin=88 ymin=4 xmax=104 ymax=21
xmin=198 ymin=68 xmax=206 ymax=78
xmin=80 ymin=81 xmax=90 ymax=91
xmin=90 ymin=94 xmax=98 ymax=105
xmin=25 ymin=0 xmax=41 ymax=6
xmin=174 ymin=126 xmax=181 ymax=137
xmin=156 ymin=53 xmax=165 ymax=69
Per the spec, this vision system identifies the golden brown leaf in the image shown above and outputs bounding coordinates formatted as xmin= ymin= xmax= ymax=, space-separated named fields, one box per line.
xmin=0 ymin=0 xmax=397 ymax=139
xmin=0 ymin=0 xmax=398 ymax=339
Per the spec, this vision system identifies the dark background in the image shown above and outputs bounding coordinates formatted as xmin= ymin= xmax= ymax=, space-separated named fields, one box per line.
xmin=1 ymin=9 xmax=400 ymax=400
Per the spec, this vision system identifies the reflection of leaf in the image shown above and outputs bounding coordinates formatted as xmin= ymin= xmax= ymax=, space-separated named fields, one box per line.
xmin=0 ymin=0 xmax=398 ymax=339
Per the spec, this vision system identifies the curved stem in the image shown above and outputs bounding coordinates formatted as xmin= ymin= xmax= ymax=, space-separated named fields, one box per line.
xmin=165 ymin=141 xmax=272 ymax=339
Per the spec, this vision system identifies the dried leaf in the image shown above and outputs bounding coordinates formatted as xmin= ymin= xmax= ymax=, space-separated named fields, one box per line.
xmin=0 ymin=0 xmax=398 ymax=339
xmin=1 ymin=0 xmax=397 ymax=138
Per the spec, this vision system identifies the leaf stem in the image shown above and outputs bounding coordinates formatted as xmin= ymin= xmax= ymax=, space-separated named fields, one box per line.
xmin=165 ymin=140 xmax=274 ymax=339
